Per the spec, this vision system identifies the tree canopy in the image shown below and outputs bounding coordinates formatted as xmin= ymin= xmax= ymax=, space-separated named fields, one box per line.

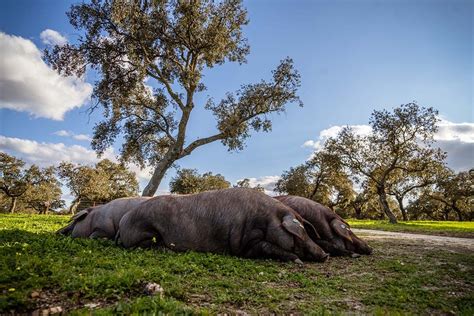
xmin=46 ymin=0 xmax=302 ymax=196
xmin=169 ymin=168 xmax=230 ymax=194
xmin=24 ymin=166 xmax=64 ymax=214
xmin=0 ymin=153 xmax=65 ymax=213
xmin=275 ymin=151 xmax=355 ymax=212
xmin=58 ymin=159 xmax=138 ymax=213
xmin=0 ymin=153 xmax=36 ymax=213
xmin=325 ymin=103 xmax=445 ymax=223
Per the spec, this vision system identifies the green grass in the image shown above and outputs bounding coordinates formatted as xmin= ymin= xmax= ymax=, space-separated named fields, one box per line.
xmin=348 ymin=219 xmax=474 ymax=238
xmin=1 ymin=214 xmax=473 ymax=314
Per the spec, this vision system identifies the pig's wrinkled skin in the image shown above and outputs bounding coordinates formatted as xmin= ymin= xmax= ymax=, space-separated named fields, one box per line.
xmin=117 ymin=188 xmax=329 ymax=263
xmin=57 ymin=197 xmax=151 ymax=239
xmin=275 ymin=195 xmax=372 ymax=257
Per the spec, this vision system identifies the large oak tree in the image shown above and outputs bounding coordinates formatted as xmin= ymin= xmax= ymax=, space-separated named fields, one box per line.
xmin=46 ymin=0 xmax=302 ymax=196
xmin=326 ymin=103 xmax=444 ymax=223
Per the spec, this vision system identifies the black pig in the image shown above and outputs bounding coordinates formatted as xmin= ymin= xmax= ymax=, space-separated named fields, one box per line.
xmin=275 ymin=195 xmax=372 ymax=257
xmin=117 ymin=188 xmax=329 ymax=263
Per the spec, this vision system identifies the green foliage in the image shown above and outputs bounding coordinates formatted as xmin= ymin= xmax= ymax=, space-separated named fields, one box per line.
xmin=0 ymin=154 xmax=64 ymax=214
xmin=169 ymin=168 xmax=230 ymax=194
xmin=58 ymin=159 xmax=138 ymax=213
xmin=275 ymin=165 xmax=312 ymax=197
xmin=0 ymin=153 xmax=32 ymax=213
xmin=95 ymin=159 xmax=139 ymax=200
xmin=45 ymin=0 xmax=302 ymax=196
xmin=275 ymin=150 xmax=355 ymax=214
xmin=325 ymin=103 xmax=446 ymax=223
xmin=23 ymin=166 xmax=64 ymax=214
xmin=1 ymin=214 xmax=473 ymax=314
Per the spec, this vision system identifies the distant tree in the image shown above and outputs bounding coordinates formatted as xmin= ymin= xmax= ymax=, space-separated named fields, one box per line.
xmin=24 ymin=166 xmax=64 ymax=214
xmin=349 ymin=180 xmax=397 ymax=220
xmin=58 ymin=162 xmax=109 ymax=213
xmin=275 ymin=165 xmax=312 ymax=197
xmin=96 ymin=159 xmax=139 ymax=200
xmin=275 ymin=151 xmax=355 ymax=211
xmin=428 ymin=169 xmax=474 ymax=221
xmin=326 ymin=103 xmax=444 ymax=223
xmin=387 ymin=157 xmax=446 ymax=221
xmin=46 ymin=0 xmax=303 ymax=196
xmin=407 ymin=189 xmax=448 ymax=220
xmin=169 ymin=168 xmax=230 ymax=194
xmin=58 ymin=159 xmax=138 ymax=213
xmin=234 ymin=178 xmax=264 ymax=192
xmin=350 ymin=190 xmax=371 ymax=220
xmin=0 ymin=192 xmax=11 ymax=213
xmin=0 ymin=153 xmax=36 ymax=213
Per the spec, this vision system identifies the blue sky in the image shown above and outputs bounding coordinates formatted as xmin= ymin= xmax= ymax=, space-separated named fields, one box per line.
xmin=0 ymin=0 xmax=473 ymax=197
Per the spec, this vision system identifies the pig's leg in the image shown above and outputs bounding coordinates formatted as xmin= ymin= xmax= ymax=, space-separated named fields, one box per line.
xmin=130 ymin=231 xmax=164 ymax=249
xmin=89 ymin=229 xmax=109 ymax=239
xmin=245 ymin=241 xmax=301 ymax=262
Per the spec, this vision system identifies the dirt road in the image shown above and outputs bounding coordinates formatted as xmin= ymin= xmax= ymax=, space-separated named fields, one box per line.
xmin=353 ymin=228 xmax=474 ymax=252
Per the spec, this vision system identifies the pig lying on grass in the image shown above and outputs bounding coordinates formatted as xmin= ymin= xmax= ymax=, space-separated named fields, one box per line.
xmin=275 ymin=195 xmax=372 ymax=257
xmin=117 ymin=188 xmax=329 ymax=263
xmin=57 ymin=197 xmax=151 ymax=239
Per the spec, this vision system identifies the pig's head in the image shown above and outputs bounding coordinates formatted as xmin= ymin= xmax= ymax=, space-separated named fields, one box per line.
xmin=281 ymin=215 xmax=329 ymax=262
xmin=330 ymin=219 xmax=372 ymax=255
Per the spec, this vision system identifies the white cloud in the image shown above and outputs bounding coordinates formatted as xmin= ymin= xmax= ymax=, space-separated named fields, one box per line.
xmin=40 ymin=29 xmax=67 ymax=46
xmin=0 ymin=135 xmax=112 ymax=166
xmin=302 ymin=125 xmax=371 ymax=151
xmin=54 ymin=130 xmax=91 ymax=141
xmin=72 ymin=134 xmax=92 ymax=141
xmin=53 ymin=130 xmax=71 ymax=137
xmin=302 ymin=119 xmax=473 ymax=172
xmin=0 ymin=32 xmax=92 ymax=120
xmin=236 ymin=175 xmax=280 ymax=196
xmin=435 ymin=119 xmax=474 ymax=143
xmin=0 ymin=135 xmax=152 ymax=184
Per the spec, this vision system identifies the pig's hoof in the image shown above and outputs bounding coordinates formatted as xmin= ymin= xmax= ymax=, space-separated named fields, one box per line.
xmin=294 ymin=258 xmax=304 ymax=265
xmin=351 ymin=253 xmax=361 ymax=258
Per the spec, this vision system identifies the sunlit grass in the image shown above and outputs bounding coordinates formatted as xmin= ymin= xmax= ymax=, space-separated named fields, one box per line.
xmin=348 ymin=219 xmax=474 ymax=238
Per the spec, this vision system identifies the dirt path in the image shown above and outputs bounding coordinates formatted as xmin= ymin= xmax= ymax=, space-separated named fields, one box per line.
xmin=352 ymin=228 xmax=474 ymax=252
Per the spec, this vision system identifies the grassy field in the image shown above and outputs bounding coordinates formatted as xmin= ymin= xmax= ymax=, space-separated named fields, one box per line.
xmin=1 ymin=214 xmax=473 ymax=314
xmin=348 ymin=219 xmax=474 ymax=238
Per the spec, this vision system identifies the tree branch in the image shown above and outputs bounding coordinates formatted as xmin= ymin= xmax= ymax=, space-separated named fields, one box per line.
xmin=180 ymin=132 xmax=225 ymax=157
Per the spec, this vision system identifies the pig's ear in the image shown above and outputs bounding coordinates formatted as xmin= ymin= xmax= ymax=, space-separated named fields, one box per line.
xmin=330 ymin=219 xmax=352 ymax=242
xmin=302 ymin=219 xmax=321 ymax=240
xmin=70 ymin=208 xmax=90 ymax=222
xmin=282 ymin=215 xmax=306 ymax=240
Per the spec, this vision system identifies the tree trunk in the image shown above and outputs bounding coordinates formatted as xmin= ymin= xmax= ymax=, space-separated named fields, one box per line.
xmin=377 ymin=187 xmax=397 ymax=224
xmin=452 ymin=202 xmax=463 ymax=221
xmin=309 ymin=177 xmax=322 ymax=200
xmin=9 ymin=197 xmax=17 ymax=213
xmin=396 ymin=196 xmax=408 ymax=221
xmin=142 ymin=155 xmax=176 ymax=196
xmin=353 ymin=206 xmax=363 ymax=219
xmin=69 ymin=199 xmax=81 ymax=215
xmin=443 ymin=207 xmax=450 ymax=221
